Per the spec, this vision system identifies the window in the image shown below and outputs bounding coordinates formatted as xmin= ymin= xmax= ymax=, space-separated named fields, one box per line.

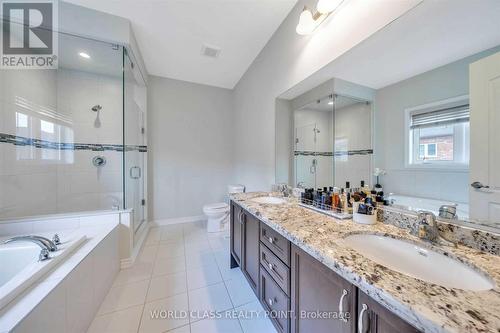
xmin=406 ymin=96 xmax=470 ymax=168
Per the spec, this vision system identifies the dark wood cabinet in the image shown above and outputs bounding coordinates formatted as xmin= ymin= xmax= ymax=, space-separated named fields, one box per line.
xmin=357 ymin=290 xmax=420 ymax=333
xmin=260 ymin=268 xmax=290 ymax=333
xmin=242 ymin=212 xmax=260 ymax=294
xmin=291 ymin=244 xmax=356 ymax=333
xmin=230 ymin=203 xmax=243 ymax=268
xmin=230 ymin=201 xmax=422 ymax=333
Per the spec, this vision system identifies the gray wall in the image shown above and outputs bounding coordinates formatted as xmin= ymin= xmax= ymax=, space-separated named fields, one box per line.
xmin=374 ymin=46 xmax=500 ymax=203
xmin=147 ymin=76 xmax=233 ymax=221
xmin=231 ymin=0 xmax=411 ymax=191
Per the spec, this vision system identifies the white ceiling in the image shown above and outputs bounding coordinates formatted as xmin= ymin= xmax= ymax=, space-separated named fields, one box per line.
xmin=280 ymin=0 xmax=500 ymax=99
xmin=64 ymin=0 xmax=297 ymax=89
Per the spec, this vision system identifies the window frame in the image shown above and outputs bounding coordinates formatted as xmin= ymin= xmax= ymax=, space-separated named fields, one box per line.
xmin=404 ymin=95 xmax=469 ymax=171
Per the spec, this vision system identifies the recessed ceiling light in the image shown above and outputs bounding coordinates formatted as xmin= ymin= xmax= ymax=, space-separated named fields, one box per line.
xmin=328 ymin=101 xmax=333 ymax=105
xmin=79 ymin=52 xmax=91 ymax=59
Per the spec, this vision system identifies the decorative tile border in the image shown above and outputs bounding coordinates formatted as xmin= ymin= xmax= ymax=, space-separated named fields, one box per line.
xmin=294 ymin=149 xmax=373 ymax=157
xmin=0 ymin=133 xmax=147 ymax=152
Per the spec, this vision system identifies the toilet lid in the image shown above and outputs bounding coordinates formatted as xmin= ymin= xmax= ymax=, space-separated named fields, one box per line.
xmin=204 ymin=202 xmax=229 ymax=212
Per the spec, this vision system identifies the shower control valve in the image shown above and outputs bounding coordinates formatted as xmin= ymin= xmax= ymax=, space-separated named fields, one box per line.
xmin=92 ymin=156 xmax=107 ymax=167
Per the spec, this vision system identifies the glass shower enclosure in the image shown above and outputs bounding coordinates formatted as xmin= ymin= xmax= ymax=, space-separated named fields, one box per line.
xmin=0 ymin=30 xmax=147 ymax=230
xmin=293 ymin=94 xmax=372 ymax=190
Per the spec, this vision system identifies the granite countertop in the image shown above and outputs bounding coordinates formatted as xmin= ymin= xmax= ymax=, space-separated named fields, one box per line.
xmin=230 ymin=192 xmax=500 ymax=333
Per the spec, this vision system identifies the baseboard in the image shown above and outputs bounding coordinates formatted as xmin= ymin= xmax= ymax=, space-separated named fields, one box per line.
xmin=152 ymin=215 xmax=206 ymax=226
xmin=120 ymin=221 xmax=151 ymax=269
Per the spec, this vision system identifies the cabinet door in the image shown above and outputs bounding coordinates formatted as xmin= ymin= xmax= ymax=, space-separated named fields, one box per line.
xmin=291 ymin=245 xmax=356 ymax=333
xmin=230 ymin=203 xmax=243 ymax=267
xmin=242 ymin=212 xmax=260 ymax=294
xmin=357 ymin=290 xmax=420 ymax=333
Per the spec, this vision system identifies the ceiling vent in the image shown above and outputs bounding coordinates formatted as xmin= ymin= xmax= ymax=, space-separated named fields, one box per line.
xmin=201 ymin=44 xmax=221 ymax=58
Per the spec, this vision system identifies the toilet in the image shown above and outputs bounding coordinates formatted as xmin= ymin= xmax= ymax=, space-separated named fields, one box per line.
xmin=203 ymin=184 xmax=245 ymax=233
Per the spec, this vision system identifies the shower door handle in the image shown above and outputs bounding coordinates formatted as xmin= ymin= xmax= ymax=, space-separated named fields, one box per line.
xmin=130 ymin=166 xmax=141 ymax=179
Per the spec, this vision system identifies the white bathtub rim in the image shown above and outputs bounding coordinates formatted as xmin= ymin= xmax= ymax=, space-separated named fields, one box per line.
xmin=0 ymin=223 xmax=118 ymax=333
xmin=0 ymin=235 xmax=87 ymax=311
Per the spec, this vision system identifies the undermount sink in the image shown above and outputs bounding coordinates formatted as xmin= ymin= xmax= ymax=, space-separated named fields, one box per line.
xmin=344 ymin=234 xmax=495 ymax=291
xmin=251 ymin=196 xmax=286 ymax=205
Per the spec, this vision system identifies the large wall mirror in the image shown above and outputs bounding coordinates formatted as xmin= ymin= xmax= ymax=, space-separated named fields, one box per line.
xmin=292 ymin=94 xmax=372 ymax=191
xmin=276 ymin=12 xmax=500 ymax=232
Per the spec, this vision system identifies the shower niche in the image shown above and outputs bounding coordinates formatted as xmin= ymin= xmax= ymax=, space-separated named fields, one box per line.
xmin=0 ymin=32 xmax=147 ymax=231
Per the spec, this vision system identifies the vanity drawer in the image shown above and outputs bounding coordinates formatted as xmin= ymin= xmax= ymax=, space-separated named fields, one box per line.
xmin=260 ymin=222 xmax=290 ymax=266
xmin=260 ymin=267 xmax=290 ymax=333
xmin=260 ymin=243 xmax=290 ymax=296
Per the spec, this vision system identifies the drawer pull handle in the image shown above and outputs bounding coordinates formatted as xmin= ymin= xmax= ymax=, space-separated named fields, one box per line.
xmin=358 ymin=304 xmax=368 ymax=333
xmin=268 ymin=297 xmax=277 ymax=306
xmin=268 ymin=237 xmax=275 ymax=244
xmin=338 ymin=289 xmax=348 ymax=323
xmin=268 ymin=263 xmax=274 ymax=271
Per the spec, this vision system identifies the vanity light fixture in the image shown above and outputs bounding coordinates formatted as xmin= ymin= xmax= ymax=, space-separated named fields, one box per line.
xmin=79 ymin=52 xmax=91 ymax=59
xmin=296 ymin=0 xmax=346 ymax=35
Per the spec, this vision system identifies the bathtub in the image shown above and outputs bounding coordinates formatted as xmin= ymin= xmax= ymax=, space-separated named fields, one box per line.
xmin=387 ymin=194 xmax=469 ymax=220
xmin=0 ymin=234 xmax=86 ymax=310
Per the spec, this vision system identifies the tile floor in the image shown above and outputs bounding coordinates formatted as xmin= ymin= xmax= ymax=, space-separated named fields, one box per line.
xmin=87 ymin=221 xmax=277 ymax=333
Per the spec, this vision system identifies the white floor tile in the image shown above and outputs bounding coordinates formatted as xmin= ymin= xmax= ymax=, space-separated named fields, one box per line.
xmin=113 ymin=261 xmax=154 ymax=287
xmin=87 ymin=304 xmax=143 ymax=333
xmin=137 ymin=245 xmax=159 ymax=263
xmin=208 ymin=237 xmax=230 ymax=251
xmin=168 ymin=325 xmax=191 ymax=333
xmin=145 ymin=228 xmax=161 ymax=245
xmin=213 ymin=250 xmax=245 ymax=281
xmin=224 ymin=276 xmax=257 ymax=307
xmin=188 ymin=283 xmax=233 ymax=320
xmin=147 ymin=272 xmax=187 ymax=302
xmin=161 ymin=228 xmax=183 ymax=242
xmin=153 ymin=256 xmax=186 ymax=276
xmin=190 ymin=317 xmax=243 ymax=333
xmin=236 ymin=301 xmax=276 ymax=333
xmin=186 ymin=265 xmax=223 ymax=290
xmin=157 ymin=243 xmax=185 ymax=259
xmin=139 ymin=293 xmax=190 ymax=333
xmin=185 ymin=250 xmax=216 ymax=269
xmin=98 ymin=280 xmax=149 ymax=315
xmin=184 ymin=239 xmax=211 ymax=253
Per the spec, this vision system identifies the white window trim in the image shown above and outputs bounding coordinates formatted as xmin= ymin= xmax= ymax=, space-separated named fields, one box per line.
xmin=404 ymin=94 xmax=469 ymax=171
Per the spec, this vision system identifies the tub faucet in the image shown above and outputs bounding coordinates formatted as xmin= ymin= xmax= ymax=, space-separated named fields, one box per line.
xmin=26 ymin=235 xmax=58 ymax=251
xmin=1 ymin=236 xmax=51 ymax=261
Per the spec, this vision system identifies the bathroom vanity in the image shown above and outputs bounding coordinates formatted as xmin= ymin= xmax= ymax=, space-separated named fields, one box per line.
xmin=229 ymin=192 xmax=500 ymax=333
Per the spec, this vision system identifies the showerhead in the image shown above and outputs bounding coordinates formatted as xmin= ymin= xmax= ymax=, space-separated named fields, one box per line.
xmin=92 ymin=105 xmax=102 ymax=112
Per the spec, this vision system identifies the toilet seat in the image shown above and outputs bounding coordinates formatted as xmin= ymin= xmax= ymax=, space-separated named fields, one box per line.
xmin=203 ymin=202 xmax=229 ymax=214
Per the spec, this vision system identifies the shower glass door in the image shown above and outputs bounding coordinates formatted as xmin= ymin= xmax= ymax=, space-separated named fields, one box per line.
xmin=294 ymin=95 xmax=334 ymax=189
xmin=123 ymin=49 xmax=147 ymax=234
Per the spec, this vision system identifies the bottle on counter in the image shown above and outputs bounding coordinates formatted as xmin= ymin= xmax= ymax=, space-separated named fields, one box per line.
xmin=341 ymin=188 xmax=348 ymax=213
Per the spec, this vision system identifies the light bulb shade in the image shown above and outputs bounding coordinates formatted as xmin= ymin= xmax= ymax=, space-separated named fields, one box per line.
xmin=296 ymin=8 xmax=315 ymax=35
xmin=317 ymin=0 xmax=343 ymax=14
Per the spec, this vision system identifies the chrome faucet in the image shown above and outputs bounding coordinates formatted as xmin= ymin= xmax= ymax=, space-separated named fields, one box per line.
xmin=279 ymin=184 xmax=291 ymax=197
xmin=439 ymin=204 xmax=457 ymax=219
xmin=417 ymin=211 xmax=457 ymax=247
xmin=1 ymin=236 xmax=51 ymax=261
xmin=26 ymin=235 xmax=58 ymax=251
xmin=417 ymin=211 xmax=439 ymax=242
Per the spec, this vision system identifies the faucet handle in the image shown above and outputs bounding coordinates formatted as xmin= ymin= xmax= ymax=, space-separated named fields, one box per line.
xmin=52 ymin=234 xmax=61 ymax=245
xmin=417 ymin=210 xmax=436 ymax=225
xmin=39 ymin=248 xmax=50 ymax=261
